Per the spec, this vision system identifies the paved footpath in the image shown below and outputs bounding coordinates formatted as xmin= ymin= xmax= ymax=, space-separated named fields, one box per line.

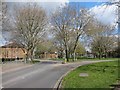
xmin=2 ymin=60 xmax=114 ymax=89
xmin=2 ymin=61 xmax=32 ymax=73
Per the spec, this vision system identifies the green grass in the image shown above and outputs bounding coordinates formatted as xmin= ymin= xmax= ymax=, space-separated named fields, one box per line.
xmin=77 ymin=58 xmax=118 ymax=62
xmin=50 ymin=58 xmax=118 ymax=62
xmin=62 ymin=61 xmax=118 ymax=89
xmin=49 ymin=58 xmax=64 ymax=61
xmin=30 ymin=60 xmax=41 ymax=64
xmin=76 ymin=57 xmax=118 ymax=60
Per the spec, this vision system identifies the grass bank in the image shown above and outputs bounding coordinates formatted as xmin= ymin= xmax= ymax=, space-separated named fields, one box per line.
xmin=50 ymin=58 xmax=118 ymax=62
xmin=77 ymin=57 xmax=118 ymax=60
xmin=61 ymin=61 xmax=118 ymax=89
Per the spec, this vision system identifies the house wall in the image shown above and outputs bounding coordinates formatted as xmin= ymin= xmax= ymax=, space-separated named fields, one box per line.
xmin=40 ymin=53 xmax=58 ymax=59
xmin=0 ymin=47 xmax=26 ymax=59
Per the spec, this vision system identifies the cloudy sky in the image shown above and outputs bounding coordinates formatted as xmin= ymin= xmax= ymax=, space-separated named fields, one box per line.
xmin=0 ymin=0 xmax=117 ymax=46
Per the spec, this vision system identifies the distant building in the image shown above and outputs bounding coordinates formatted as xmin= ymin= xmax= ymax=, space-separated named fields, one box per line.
xmin=85 ymin=51 xmax=94 ymax=58
xmin=0 ymin=41 xmax=58 ymax=61
xmin=0 ymin=42 xmax=26 ymax=60
xmin=39 ymin=52 xmax=58 ymax=59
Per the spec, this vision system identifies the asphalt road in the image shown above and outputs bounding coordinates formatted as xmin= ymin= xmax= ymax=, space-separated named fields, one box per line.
xmin=2 ymin=60 xmax=113 ymax=89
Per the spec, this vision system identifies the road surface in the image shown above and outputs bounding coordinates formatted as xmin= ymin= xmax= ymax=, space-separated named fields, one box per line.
xmin=2 ymin=60 xmax=113 ymax=89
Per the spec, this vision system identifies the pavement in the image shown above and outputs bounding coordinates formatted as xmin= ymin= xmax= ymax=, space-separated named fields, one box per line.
xmin=1 ymin=60 xmax=114 ymax=89
xmin=1 ymin=60 xmax=52 ymax=73
xmin=1 ymin=61 xmax=32 ymax=73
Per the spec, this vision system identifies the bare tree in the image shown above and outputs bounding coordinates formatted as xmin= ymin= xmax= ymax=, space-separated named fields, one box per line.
xmin=89 ymin=20 xmax=116 ymax=58
xmin=53 ymin=36 xmax=64 ymax=58
xmin=1 ymin=2 xmax=8 ymax=41
xmin=91 ymin=36 xmax=115 ymax=58
xmin=1 ymin=1 xmax=7 ymax=22
xmin=12 ymin=3 xmax=47 ymax=62
xmin=69 ymin=8 xmax=91 ymax=61
xmin=1 ymin=1 xmax=15 ymax=43
xmin=51 ymin=5 xmax=91 ymax=61
xmin=51 ymin=6 xmax=75 ymax=61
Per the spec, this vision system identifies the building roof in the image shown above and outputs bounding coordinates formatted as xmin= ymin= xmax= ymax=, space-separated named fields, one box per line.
xmin=0 ymin=42 xmax=24 ymax=48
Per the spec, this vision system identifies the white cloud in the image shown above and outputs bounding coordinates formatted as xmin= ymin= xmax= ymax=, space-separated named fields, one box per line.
xmin=38 ymin=2 xmax=69 ymax=13
xmin=6 ymin=0 xmax=69 ymax=15
xmin=90 ymin=4 xmax=117 ymax=26
xmin=1 ymin=0 xmax=69 ymax=45
xmin=5 ymin=0 xmax=69 ymax=2
xmin=109 ymin=34 xmax=118 ymax=38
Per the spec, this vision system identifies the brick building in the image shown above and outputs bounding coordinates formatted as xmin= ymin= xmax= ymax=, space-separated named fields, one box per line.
xmin=0 ymin=42 xmax=58 ymax=60
xmin=39 ymin=52 xmax=58 ymax=59
xmin=0 ymin=42 xmax=26 ymax=60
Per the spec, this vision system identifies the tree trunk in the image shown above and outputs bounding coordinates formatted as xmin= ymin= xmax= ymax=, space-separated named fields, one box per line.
xmin=65 ymin=49 xmax=69 ymax=62
xmin=30 ymin=48 xmax=34 ymax=63
xmin=25 ymin=49 xmax=34 ymax=63
xmin=25 ymin=50 xmax=29 ymax=63
xmin=98 ymin=52 xmax=101 ymax=59
xmin=69 ymin=53 xmax=72 ymax=58
xmin=73 ymin=52 xmax=76 ymax=61
xmin=72 ymin=32 xmax=82 ymax=61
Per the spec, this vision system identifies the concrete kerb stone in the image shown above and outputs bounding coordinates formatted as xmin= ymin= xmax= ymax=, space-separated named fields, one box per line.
xmin=53 ymin=60 xmax=115 ymax=89
xmin=53 ymin=63 xmax=84 ymax=90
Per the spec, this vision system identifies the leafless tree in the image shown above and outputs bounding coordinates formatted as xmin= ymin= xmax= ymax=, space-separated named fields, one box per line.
xmin=1 ymin=1 xmax=8 ymax=41
xmin=1 ymin=1 xmax=15 ymax=43
xmin=91 ymin=36 xmax=115 ymax=58
xmin=89 ymin=20 xmax=116 ymax=58
xmin=51 ymin=6 xmax=75 ymax=61
xmin=12 ymin=3 xmax=47 ymax=62
xmin=1 ymin=2 xmax=7 ymax=23
xmin=51 ymin=5 xmax=91 ymax=61
xmin=70 ymin=8 xmax=91 ymax=61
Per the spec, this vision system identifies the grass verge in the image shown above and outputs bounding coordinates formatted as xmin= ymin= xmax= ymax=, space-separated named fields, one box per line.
xmin=50 ymin=58 xmax=118 ymax=62
xmin=30 ymin=60 xmax=41 ymax=64
xmin=61 ymin=61 xmax=118 ymax=89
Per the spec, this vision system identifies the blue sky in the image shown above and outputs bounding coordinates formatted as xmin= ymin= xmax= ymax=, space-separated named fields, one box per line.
xmin=69 ymin=2 xmax=105 ymax=8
